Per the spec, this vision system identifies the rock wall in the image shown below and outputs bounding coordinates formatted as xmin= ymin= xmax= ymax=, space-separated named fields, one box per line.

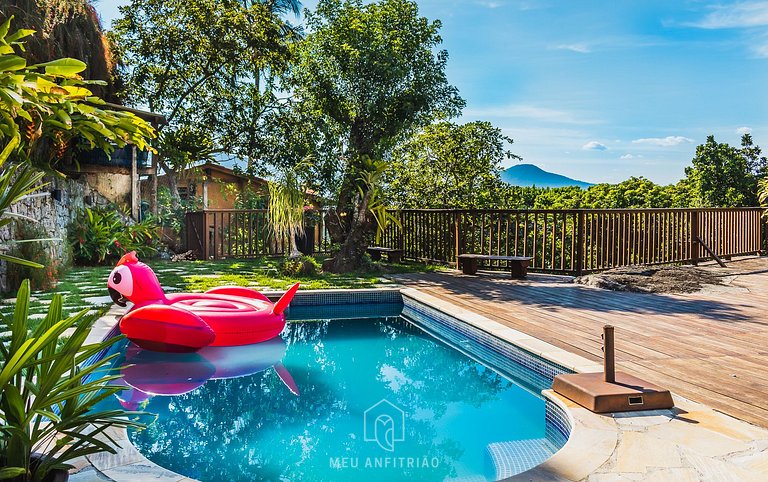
xmin=0 ymin=174 xmax=114 ymax=291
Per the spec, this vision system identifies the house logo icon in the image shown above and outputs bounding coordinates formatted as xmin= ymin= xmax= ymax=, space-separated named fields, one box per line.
xmin=363 ymin=399 xmax=405 ymax=452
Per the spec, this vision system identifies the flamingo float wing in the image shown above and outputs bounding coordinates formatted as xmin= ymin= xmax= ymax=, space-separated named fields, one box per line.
xmin=120 ymin=305 xmax=215 ymax=353
xmin=272 ymin=283 xmax=300 ymax=316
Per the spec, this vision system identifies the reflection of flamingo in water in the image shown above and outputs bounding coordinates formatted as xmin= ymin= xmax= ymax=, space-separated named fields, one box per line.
xmin=115 ymin=337 xmax=298 ymax=410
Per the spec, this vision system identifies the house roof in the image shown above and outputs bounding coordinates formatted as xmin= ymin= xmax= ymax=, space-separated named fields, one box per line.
xmin=163 ymin=162 xmax=267 ymax=185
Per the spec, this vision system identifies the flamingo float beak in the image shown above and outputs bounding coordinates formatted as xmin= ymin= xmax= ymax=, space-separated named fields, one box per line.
xmin=109 ymin=287 xmax=128 ymax=307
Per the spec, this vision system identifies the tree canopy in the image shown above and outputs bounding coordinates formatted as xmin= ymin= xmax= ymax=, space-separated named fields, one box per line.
xmin=684 ymin=134 xmax=767 ymax=207
xmin=111 ymin=0 xmax=299 ymax=201
xmin=286 ymin=0 xmax=464 ymax=271
xmin=386 ymin=121 xmax=517 ymax=209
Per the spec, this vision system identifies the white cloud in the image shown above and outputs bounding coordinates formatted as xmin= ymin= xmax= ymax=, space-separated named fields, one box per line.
xmin=582 ymin=141 xmax=608 ymax=151
xmin=737 ymin=126 xmax=753 ymax=135
xmin=691 ymin=1 xmax=768 ymax=29
xmin=620 ymin=153 xmax=643 ymax=160
xmin=553 ymin=43 xmax=591 ymax=53
xmin=631 ymin=136 xmax=694 ymax=147
xmin=476 ymin=1 xmax=503 ymax=8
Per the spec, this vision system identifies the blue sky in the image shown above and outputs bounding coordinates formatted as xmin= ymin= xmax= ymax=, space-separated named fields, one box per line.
xmin=97 ymin=0 xmax=767 ymax=185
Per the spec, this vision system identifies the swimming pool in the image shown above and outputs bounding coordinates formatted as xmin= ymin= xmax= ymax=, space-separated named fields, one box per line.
xmin=96 ymin=297 xmax=569 ymax=481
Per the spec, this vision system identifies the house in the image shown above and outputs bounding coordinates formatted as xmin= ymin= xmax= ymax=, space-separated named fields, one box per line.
xmin=157 ymin=162 xmax=269 ymax=209
xmin=65 ymin=103 xmax=167 ymax=220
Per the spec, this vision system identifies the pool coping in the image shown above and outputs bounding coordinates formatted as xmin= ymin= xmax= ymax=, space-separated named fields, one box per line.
xmin=80 ymin=287 xmax=768 ymax=482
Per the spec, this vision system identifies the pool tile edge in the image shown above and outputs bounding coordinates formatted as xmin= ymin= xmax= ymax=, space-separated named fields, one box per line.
xmin=504 ymin=390 xmax=618 ymax=481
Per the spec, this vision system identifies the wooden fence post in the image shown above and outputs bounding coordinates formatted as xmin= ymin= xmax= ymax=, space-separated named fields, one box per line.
xmin=762 ymin=210 xmax=767 ymax=256
xmin=691 ymin=209 xmax=700 ymax=266
xmin=454 ymin=210 xmax=461 ymax=269
xmin=575 ymin=210 xmax=585 ymax=276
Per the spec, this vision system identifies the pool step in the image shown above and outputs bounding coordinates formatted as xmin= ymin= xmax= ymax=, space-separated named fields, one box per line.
xmin=486 ymin=438 xmax=557 ymax=480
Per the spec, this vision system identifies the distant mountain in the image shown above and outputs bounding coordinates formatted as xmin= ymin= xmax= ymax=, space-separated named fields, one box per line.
xmin=500 ymin=164 xmax=593 ymax=189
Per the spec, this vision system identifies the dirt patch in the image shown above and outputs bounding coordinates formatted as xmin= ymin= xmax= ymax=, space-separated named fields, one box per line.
xmin=574 ymin=265 xmax=727 ymax=294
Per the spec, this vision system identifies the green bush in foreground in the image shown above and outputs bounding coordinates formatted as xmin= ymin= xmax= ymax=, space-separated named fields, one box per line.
xmin=0 ymin=280 xmax=144 ymax=481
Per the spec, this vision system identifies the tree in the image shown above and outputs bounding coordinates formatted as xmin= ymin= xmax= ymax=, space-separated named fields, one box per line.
xmin=268 ymin=163 xmax=308 ymax=259
xmin=684 ymin=134 xmax=766 ymax=207
xmin=386 ymin=121 xmax=518 ymax=208
xmin=111 ymin=0 xmax=298 ymax=204
xmin=288 ymin=0 xmax=464 ymax=272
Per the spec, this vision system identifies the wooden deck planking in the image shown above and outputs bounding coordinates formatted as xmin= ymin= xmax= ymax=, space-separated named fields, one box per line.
xmin=396 ymin=257 xmax=768 ymax=428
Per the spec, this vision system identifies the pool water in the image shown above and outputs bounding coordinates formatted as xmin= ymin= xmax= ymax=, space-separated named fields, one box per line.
xmin=104 ymin=310 xmax=561 ymax=481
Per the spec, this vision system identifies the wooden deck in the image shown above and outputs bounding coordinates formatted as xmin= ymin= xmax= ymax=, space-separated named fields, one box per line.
xmin=395 ymin=256 xmax=768 ymax=428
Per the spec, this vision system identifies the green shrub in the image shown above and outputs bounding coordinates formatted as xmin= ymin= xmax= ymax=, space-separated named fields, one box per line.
xmin=5 ymin=222 xmax=67 ymax=293
xmin=0 ymin=280 xmax=146 ymax=481
xmin=279 ymin=255 xmax=321 ymax=277
xmin=68 ymin=206 xmax=160 ymax=265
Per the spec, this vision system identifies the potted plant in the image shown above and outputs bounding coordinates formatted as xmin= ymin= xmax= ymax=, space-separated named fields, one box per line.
xmin=0 ymin=280 xmax=144 ymax=481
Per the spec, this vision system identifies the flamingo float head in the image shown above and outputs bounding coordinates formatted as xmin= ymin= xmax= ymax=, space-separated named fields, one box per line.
xmin=108 ymin=251 xmax=167 ymax=307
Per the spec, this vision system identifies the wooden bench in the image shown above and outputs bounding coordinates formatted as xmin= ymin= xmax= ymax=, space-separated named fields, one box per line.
xmin=367 ymin=247 xmax=404 ymax=263
xmin=458 ymin=254 xmax=533 ymax=278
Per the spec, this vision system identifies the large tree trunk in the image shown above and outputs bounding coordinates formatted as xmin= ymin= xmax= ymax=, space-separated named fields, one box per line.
xmin=323 ymin=121 xmax=377 ymax=273
xmin=324 ymin=174 xmax=374 ymax=273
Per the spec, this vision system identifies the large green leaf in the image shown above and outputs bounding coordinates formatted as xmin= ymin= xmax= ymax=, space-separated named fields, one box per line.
xmin=0 ymin=132 xmax=20 ymax=164
xmin=0 ymin=253 xmax=44 ymax=269
xmin=5 ymin=29 xmax=35 ymax=43
xmin=0 ymin=467 xmax=27 ymax=480
xmin=0 ymin=55 xmax=26 ymax=72
xmin=34 ymin=58 xmax=87 ymax=76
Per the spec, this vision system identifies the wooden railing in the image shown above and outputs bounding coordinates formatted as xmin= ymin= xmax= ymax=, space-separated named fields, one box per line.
xmin=380 ymin=208 xmax=765 ymax=274
xmin=185 ymin=209 xmax=332 ymax=260
xmin=186 ymin=207 xmax=764 ymax=274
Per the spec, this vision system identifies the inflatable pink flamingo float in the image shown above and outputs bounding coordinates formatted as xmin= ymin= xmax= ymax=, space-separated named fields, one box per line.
xmin=107 ymin=252 xmax=299 ymax=353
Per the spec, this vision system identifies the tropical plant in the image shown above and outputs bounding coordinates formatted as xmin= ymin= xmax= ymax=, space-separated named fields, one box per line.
xmin=0 ymin=152 xmax=46 ymax=269
xmin=0 ymin=0 xmax=118 ymax=100
xmin=0 ymin=17 xmax=156 ymax=173
xmin=68 ymin=206 xmax=159 ymax=265
xmin=0 ymin=280 xmax=144 ymax=481
xmin=268 ymin=168 xmax=306 ymax=259
xmin=278 ymin=255 xmax=320 ymax=277
xmin=356 ymin=158 xmax=400 ymax=245
xmin=758 ymin=177 xmax=768 ymax=212
xmin=0 ymin=18 xmax=156 ymax=271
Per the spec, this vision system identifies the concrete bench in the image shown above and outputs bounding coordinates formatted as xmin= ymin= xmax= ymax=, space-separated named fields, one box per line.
xmin=367 ymin=247 xmax=404 ymax=263
xmin=458 ymin=254 xmax=533 ymax=278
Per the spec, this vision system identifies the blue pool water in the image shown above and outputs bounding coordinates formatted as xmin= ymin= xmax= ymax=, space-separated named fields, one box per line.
xmin=101 ymin=305 xmax=563 ymax=481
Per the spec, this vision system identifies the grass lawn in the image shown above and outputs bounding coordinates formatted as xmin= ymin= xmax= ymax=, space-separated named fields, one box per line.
xmin=0 ymin=257 xmax=443 ymax=334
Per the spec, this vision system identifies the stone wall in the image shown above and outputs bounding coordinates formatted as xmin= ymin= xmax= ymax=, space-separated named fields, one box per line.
xmin=0 ymin=174 xmax=115 ymax=291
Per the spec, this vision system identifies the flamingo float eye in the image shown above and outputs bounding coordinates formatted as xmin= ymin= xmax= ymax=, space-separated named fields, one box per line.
xmin=108 ymin=265 xmax=134 ymax=297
